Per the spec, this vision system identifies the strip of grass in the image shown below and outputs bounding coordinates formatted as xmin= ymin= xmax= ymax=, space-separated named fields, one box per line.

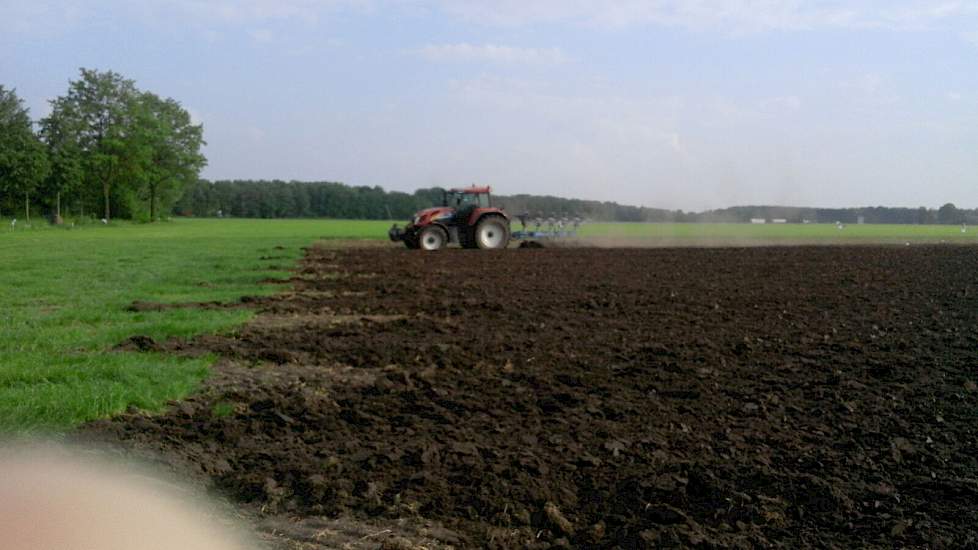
xmin=578 ymin=222 xmax=978 ymax=241
xmin=0 ymin=218 xmax=388 ymax=433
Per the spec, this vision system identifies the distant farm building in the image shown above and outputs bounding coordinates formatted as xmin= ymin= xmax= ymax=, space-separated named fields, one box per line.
xmin=750 ymin=218 xmax=766 ymax=224
xmin=771 ymin=218 xmax=788 ymax=224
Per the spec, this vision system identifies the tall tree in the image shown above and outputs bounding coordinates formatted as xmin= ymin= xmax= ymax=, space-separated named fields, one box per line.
xmin=38 ymin=98 xmax=84 ymax=222
xmin=0 ymin=86 xmax=49 ymax=222
xmin=131 ymin=92 xmax=206 ymax=220
xmin=938 ymin=203 xmax=960 ymax=225
xmin=41 ymin=69 xmax=140 ymax=222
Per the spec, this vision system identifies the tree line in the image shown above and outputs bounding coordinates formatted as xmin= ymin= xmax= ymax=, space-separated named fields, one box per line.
xmin=173 ymin=179 xmax=693 ymax=221
xmin=174 ymin=179 xmax=441 ymax=220
xmin=0 ymin=69 xmax=205 ymax=223
xmin=175 ymin=179 xmax=976 ymax=225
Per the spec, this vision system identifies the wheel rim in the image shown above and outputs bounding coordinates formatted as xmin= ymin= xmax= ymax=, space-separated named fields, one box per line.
xmin=478 ymin=222 xmax=505 ymax=248
xmin=421 ymin=230 xmax=444 ymax=250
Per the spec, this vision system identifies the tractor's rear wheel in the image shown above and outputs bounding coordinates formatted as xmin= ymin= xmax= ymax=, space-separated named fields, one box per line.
xmin=474 ymin=215 xmax=510 ymax=249
xmin=418 ymin=225 xmax=448 ymax=251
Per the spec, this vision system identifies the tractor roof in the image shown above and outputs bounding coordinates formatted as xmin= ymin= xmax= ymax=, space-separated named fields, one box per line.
xmin=449 ymin=185 xmax=491 ymax=194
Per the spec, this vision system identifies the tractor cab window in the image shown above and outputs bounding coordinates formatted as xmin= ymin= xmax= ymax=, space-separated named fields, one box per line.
xmin=444 ymin=191 xmax=491 ymax=208
xmin=462 ymin=193 xmax=490 ymax=208
xmin=443 ymin=192 xmax=465 ymax=207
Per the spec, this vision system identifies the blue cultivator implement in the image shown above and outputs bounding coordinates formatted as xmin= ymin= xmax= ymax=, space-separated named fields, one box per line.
xmin=511 ymin=228 xmax=579 ymax=240
xmin=511 ymin=214 xmax=582 ymax=247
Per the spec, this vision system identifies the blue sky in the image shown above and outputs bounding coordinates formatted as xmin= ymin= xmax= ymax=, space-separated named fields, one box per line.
xmin=2 ymin=1 xmax=976 ymax=209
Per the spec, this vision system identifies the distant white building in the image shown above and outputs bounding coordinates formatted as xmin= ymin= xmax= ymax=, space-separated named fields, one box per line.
xmin=750 ymin=218 xmax=766 ymax=224
xmin=771 ymin=218 xmax=788 ymax=224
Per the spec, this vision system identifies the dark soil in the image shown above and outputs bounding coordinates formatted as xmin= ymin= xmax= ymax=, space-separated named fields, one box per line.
xmin=126 ymin=299 xmax=259 ymax=312
xmin=115 ymin=334 xmax=165 ymax=353
xmin=84 ymin=246 xmax=978 ymax=548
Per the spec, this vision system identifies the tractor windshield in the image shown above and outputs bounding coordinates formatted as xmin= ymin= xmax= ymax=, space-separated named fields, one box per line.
xmin=444 ymin=191 xmax=490 ymax=208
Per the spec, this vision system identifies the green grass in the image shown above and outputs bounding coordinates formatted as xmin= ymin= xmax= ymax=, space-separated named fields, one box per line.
xmin=578 ymin=222 xmax=978 ymax=242
xmin=0 ymin=218 xmax=388 ymax=433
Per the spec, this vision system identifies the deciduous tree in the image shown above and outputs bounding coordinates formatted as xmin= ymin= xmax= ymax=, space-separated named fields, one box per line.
xmin=938 ymin=202 xmax=960 ymax=225
xmin=131 ymin=92 xmax=206 ymax=220
xmin=41 ymin=69 xmax=140 ymax=222
xmin=0 ymin=86 xmax=49 ymax=222
xmin=38 ymin=98 xmax=84 ymax=222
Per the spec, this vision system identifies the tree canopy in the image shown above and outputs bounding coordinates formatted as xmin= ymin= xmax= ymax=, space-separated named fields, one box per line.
xmin=1 ymin=68 xmax=209 ymax=223
xmin=0 ymin=86 xmax=49 ymax=221
xmin=129 ymin=92 xmax=206 ymax=220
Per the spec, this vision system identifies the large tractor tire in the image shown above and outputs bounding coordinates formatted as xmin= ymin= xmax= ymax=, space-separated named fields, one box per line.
xmin=418 ymin=225 xmax=448 ymax=251
xmin=474 ymin=215 xmax=511 ymax=249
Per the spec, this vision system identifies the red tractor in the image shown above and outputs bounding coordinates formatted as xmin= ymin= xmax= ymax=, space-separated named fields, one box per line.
xmin=389 ymin=186 xmax=511 ymax=250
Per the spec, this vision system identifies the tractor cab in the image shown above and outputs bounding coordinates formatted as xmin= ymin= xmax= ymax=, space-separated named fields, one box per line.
xmin=443 ymin=186 xmax=492 ymax=209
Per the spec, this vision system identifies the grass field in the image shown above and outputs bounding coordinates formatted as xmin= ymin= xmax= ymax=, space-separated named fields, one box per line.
xmin=578 ymin=221 xmax=978 ymax=241
xmin=0 ymin=218 xmax=388 ymax=433
xmin=2 ymin=217 xmax=974 ymax=433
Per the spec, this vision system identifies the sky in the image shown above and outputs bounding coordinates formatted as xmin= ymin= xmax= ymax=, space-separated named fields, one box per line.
xmin=1 ymin=1 xmax=976 ymax=210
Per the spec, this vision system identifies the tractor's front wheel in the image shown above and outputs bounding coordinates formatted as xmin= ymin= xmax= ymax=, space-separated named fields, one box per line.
xmin=418 ymin=225 xmax=448 ymax=251
xmin=474 ymin=215 xmax=510 ymax=249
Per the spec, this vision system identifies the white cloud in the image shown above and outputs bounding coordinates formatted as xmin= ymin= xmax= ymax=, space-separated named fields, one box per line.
xmin=7 ymin=0 xmax=977 ymax=38
xmin=0 ymin=0 xmax=368 ymax=34
xmin=416 ymin=43 xmax=568 ymax=64
xmin=880 ymin=1 xmax=978 ymax=30
xmin=153 ymin=0 xmax=367 ymax=24
xmin=437 ymin=0 xmax=978 ymax=33
xmin=0 ymin=1 xmax=87 ymax=35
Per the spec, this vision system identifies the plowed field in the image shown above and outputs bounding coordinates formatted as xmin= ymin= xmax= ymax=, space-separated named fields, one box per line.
xmin=85 ymin=246 xmax=978 ymax=548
